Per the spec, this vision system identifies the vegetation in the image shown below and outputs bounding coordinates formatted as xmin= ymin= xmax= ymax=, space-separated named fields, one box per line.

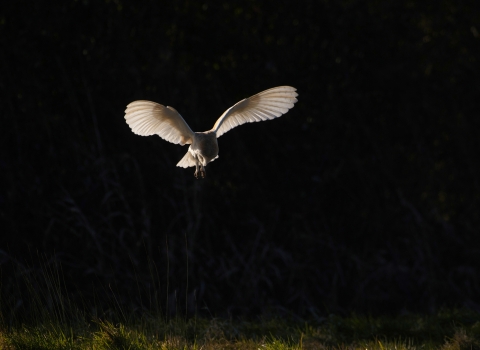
xmin=2 ymin=0 xmax=480 ymax=319
xmin=1 ymin=256 xmax=480 ymax=349
xmin=2 ymin=310 xmax=480 ymax=349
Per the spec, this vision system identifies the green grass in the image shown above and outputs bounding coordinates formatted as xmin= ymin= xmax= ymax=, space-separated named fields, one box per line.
xmin=2 ymin=253 xmax=480 ymax=349
xmin=2 ymin=310 xmax=480 ymax=349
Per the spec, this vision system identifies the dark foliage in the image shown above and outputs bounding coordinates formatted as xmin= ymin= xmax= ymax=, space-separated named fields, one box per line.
xmin=1 ymin=0 xmax=480 ymax=319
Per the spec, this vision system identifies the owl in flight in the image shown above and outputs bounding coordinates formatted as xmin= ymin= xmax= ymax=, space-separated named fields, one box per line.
xmin=124 ymin=86 xmax=298 ymax=178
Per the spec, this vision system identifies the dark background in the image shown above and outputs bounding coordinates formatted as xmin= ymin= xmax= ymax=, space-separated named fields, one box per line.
xmin=1 ymin=0 xmax=480 ymax=319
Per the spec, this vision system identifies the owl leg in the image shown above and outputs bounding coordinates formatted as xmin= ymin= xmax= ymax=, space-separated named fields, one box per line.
xmin=194 ymin=160 xmax=200 ymax=179
xmin=195 ymin=154 xmax=206 ymax=179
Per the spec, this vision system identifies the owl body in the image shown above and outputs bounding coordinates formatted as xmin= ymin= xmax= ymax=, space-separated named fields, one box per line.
xmin=124 ymin=86 xmax=298 ymax=178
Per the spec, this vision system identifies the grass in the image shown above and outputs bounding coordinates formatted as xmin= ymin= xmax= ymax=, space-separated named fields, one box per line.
xmin=2 ymin=310 xmax=480 ymax=349
xmin=2 ymin=252 xmax=480 ymax=349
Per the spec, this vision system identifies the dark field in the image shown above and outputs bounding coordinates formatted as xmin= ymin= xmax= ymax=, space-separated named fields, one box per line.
xmin=1 ymin=0 xmax=480 ymax=322
xmin=3 ymin=309 xmax=480 ymax=349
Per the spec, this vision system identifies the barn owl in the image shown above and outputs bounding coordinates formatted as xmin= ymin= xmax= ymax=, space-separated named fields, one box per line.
xmin=124 ymin=86 xmax=298 ymax=178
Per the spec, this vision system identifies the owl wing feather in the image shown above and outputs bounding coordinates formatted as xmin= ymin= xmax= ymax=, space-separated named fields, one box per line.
xmin=212 ymin=86 xmax=298 ymax=138
xmin=125 ymin=100 xmax=195 ymax=145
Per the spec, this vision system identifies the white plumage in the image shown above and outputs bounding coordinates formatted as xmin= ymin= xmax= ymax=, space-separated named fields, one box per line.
xmin=124 ymin=86 xmax=298 ymax=178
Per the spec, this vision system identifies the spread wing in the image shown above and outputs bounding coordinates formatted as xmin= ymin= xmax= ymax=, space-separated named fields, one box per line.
xmin=125 ymin=100 xmax=195 ymax=145
xmin=212 ymin=86 xmax=298 ymax=138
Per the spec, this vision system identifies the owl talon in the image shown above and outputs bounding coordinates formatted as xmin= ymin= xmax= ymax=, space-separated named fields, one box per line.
xmin=194 ymin=169 xmax=206 ymax=179
xmin=194 ymin=171 xmax=205 ymax=179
